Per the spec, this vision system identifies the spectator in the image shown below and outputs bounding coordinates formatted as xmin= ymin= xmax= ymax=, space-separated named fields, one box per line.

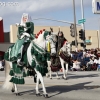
xmin=2 ymin=59 xmax=5 ymax=67
xmin=77 ymin=50 xmax=83 ymax=61
xmin=0 ymin=60 xmax=4 ymax=71
xmin=86 ymin=57 xmax=94 ymax=71
xmin=71 ymin=59 xmax=81 ymax=71
xmin=97 ymin=56 xmax=100 ymax=71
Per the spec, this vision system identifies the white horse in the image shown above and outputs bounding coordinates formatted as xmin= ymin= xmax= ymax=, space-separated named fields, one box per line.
xmin=3 ymin=30 xmax=57 ymax=98
xmin=59 ymin=42 xmax=71 ymax=79
xmin=47 ymin=41 xmax=71 ymax=79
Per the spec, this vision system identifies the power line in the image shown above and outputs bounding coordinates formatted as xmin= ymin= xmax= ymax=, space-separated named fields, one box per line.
xmin=32 ymin=17 xmax=81 ymax=26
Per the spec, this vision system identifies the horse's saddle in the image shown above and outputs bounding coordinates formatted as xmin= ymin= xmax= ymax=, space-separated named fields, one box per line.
xmin=50 ymin=56 xmax=61 ymax=72
xmin=59 ymin=51 xmax=70 ymax=62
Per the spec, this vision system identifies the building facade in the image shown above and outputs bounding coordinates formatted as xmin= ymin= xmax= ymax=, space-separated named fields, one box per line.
xmin=10 ymin=25 xmax=98 ymax=51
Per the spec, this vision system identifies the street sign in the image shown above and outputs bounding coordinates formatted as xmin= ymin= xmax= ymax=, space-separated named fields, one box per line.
xmin=85 ymin=40 xmax=91 ymax=45
xmin=92 ymin=0 xmax=100 ymax=14
xmin=78 ymin=19 xmax=86 ymax=24
xmin=85 ymin=40 xmax=91 ymax=43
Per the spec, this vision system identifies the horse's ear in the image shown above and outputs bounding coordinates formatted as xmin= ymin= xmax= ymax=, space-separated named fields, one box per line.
xmin=43 ymin=29 xmax=45 ymax=31
xmin=50 ymin=27 xmax=53 ymax=32
xmin=49 ymin=31 xmax=51 ymax=35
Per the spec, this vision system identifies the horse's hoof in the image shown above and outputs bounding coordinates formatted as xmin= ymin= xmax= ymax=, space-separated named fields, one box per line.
xmin=11 ymin=89 xmax=15 ymax=92
xmin=62 ymin=76 xmax=66 ymax=80
xmin=57 ymin=77 xmax=60 ymax=79
xmin=62 ymin=76 xmax=64 ymax=79
xmin=50 ymin=78 xmax=52 ymax=79
xmin=46 ymin=75 xmax=49 ymax=78
xmin=16 ymin=93 xmax=21 ymax=96
xmin=36 ymin=93 xmax=41 ymax=96
xmin=43 ymin=94 xmax=49 ymax=98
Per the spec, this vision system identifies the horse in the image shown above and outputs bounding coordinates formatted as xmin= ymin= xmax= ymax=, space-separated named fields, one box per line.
xmin=2 ymin=29 xmax=57 ymax=98
xmin=46 ymin=41 xmax=71 ymax=79
xmin=59 ymin=41 xmax=71 ymax=79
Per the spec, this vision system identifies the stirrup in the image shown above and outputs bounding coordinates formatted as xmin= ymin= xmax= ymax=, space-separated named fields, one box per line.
xmin=18 ymin=61 xmax=25 ymax=66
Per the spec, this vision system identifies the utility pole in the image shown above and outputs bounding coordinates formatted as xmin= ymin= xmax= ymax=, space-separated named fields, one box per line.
xmin=58 ymin=26 xmax=60 ymax=32
xmin=98 ymin=18 xmax=100 ymax=49
xmin=97 ymin=30 xmax=100 ymax=49
xmin=81 ymin=0 xmax=86 ymax=49
xmin=73 ymin=0 xmax=78 ymax=52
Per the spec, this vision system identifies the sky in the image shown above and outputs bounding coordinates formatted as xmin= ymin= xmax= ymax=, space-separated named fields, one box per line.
xmin=0 ymin=0 xmax=100 ymax=32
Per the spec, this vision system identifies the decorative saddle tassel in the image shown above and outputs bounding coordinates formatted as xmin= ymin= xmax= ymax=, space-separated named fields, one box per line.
xmin=47 ymin=42 xmax=51 ymax=52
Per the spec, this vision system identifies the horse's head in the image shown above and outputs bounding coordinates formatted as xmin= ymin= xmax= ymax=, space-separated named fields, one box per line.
xmin=61 ymin=41 xmax=71 ymax=57
xmin=45 ymin=32 xmax=57 ymax=56
xmin=34 ymin=29 xmax=57 ymax=56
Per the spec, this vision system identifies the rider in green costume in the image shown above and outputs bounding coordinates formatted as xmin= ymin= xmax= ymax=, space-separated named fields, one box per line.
xmin=4 ymin=13 xmax=50 ymax=84
xmin=4 ymin=13 xmax=35 ymax=84
xmin=5 ymin=13 xmax=35 ymax=66
xmin=17 ymin=13 xmax=35 ymax=66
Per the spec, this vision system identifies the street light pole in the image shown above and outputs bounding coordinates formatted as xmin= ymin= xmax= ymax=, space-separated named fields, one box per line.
xmin=81 ymin=0 xmax=86 ymax=49
xmin=98 ymin=18 xmax=100 ymax=49
xmin=73 ymin=0 xmax=78 ymax=52
xmin=32 ymin=18 xmax=81 ymax=26
xmin=97 ymin=30 xmax=99 ymax=49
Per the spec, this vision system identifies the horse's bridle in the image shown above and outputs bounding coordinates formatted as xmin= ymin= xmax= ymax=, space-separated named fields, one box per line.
xmin=46 ymin=36 xmax=56 ymax=50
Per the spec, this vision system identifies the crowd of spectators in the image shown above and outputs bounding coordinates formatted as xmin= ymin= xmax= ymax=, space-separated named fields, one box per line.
xmin=69 ymin=48 xmax=100 ymax=71
xmin=1 ymin=48 xmax=100 ymax=72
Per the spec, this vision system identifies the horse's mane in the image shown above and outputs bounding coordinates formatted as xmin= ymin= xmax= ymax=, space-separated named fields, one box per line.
xmin=34 ymin=29 xmax=45 ymax=43
xmin=35 ymin=29 xmax=45 ymax=38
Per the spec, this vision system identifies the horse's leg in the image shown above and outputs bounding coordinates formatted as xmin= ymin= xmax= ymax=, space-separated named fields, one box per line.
xmin=60 ymin=57 xmax=66 ymax=79
xmin=65 ymin=63 xmax=68 ymax=79
xmin=11 ymin=83 xmax=15 ymax=92
xmin=55 ymin=71 xmax=60 ymax=79
xmin=35 ymin=74 xmax=41 ymax=96
xmin=46 ymin=61 xmax=50 ymax=77
xmin=49 ymin=66 xmax=52 ymax=79
xmin=14 ymin=84 xmax=20 ymax=96
xmin=35 ymin=69 xmax=48 ymax=98
xmin=47 ymin=61 xmax=52 ymax=79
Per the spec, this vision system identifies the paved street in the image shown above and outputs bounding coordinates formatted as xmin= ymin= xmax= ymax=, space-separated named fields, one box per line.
xmin=0 ymin=71 xmax=100 ymax=100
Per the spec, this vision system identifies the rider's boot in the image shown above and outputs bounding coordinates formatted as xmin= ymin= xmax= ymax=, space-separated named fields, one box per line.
xmin=17 ymin=45 xmax=25 ymax=66
xmin=17 ymin=59 xmax=25 ymax=66
xmin=17 ymin=42 xmax=30 ymax=66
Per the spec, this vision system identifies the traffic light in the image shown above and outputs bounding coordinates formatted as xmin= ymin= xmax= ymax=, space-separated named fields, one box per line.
xmin=71 ymin=40 xmax=78 ymax=46
xmin=80 ymin=42 xmax=84 ymax=47
xmin=80 ymin=43 xmax=86 ymax=48
xmin=71 ymin=41 xmax=75 ymax=45
xmin=79 ymin=29 xmax=85 ymax=40
xmin=70 ymin=24 xmax=75 ymax=37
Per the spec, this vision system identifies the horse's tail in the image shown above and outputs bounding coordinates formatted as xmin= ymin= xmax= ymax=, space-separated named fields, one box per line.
xmin=2 ymin=60 xmax=13 ymax=90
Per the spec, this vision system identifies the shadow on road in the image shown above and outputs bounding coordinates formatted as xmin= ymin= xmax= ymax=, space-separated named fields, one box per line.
xmin=46 ymin=81 xmax=100 ymax=98
xmin=17 ymin=81 xmax=100 ymax=98
xmin=67 ymin=74 xmax=99 ymax=79
xmin=49 ymin=73 xmax=99 ymax=80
